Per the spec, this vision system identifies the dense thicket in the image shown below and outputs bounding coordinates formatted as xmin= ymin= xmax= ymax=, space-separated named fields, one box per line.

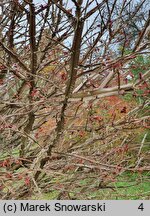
xmin=0 ymin=0 xmax=149 ymax=199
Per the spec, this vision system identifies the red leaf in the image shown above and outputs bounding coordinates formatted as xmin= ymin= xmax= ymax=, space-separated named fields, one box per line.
xmin=35 ymin=133 xmax=38 ymax=139
xmin=25 ymin=176 xmax=30 ymax=186
xmin=0 ymin=79 xmax=4 ymax=85
xmin=93 ymin=116 xmax=103 ymax=121
xmin=60 ymin=72 xmax=67 ymax=81
xmin=120 ymin=106 xmax=127 ymax=113
xmin=5 ymin=173 xmax=13 ymax=179
xmin=31 ymin=89 xmax=38 ymax=97
xmin=113 ymin=62 xmax=122 ymax=68
xmin=137 ymin=168 xmax=144 ymax=174
xmin=116 ymin=166 xmax=122 ymax=172
xmin=79 ymin=131 xmax=85 ymax=137
xmin=67 ymin=9 xmax=72 ymax=13
xmin=2 ymin=159 xmax=10 ymax=167
xmin=124 ymin=144 xmax=129 ymax=152
xmin=15 ymin=159 xmax=22 ymax=165
xmin=0 ymin=184 xmax=4 ymax=190
xmin=130 ymin=55 xmax=136 ymax=59
xmin=18 ymin=174 xmax=23 ymax=180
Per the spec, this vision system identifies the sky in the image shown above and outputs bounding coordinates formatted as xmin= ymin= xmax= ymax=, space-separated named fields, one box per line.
xmin=33 ymin=0 xmax=73 ymax=7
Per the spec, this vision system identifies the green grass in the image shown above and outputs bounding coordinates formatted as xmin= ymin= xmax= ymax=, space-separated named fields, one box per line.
xmin=1 ymin=135 xmax=149 ymax=200
xmin=31 ymin=191 xmax=60 ymax=200
xmin=29 ymin=171 xmax=150 ymax=200
xmin=0 ymin=148 xmax=19 ymax=160
xmin=0 ymin=152 xmax=149 ymax=200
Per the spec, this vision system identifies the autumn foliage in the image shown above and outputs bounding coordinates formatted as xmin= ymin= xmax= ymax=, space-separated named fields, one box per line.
xmin=0 ymin=0 xmax=150 ymax=199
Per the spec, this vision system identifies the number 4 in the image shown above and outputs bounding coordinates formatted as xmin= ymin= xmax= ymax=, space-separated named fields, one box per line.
xmin=138 ymin=203 xmax=144 ymax=211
